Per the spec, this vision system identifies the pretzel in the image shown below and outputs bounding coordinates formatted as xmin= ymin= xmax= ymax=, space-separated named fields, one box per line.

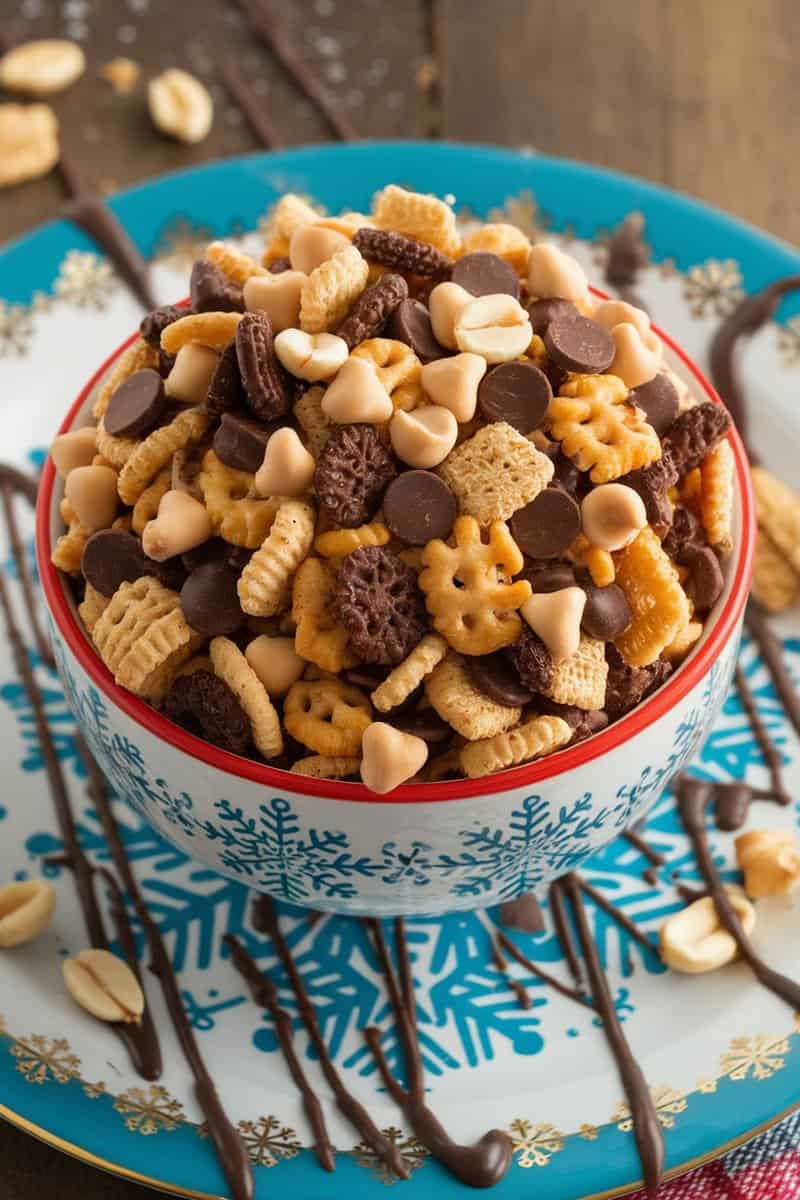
xmin=700 ymin=438 xmax=734 ymax=556
xmin=425 ymin=652 xmax=521 ymax=739
xmin=283 ymin=677 xmax=371 ymax=755
xmin=299 ymin=245 xmax=369 ymax=334
xmin=238 ymin=498 xmax=316 ymax=616
xmin=117 ymin=407 xmax=211 ymax=505
xmin=615 ymin=526 xmax=692 ymax=666
xmin=209 ymin=636 xmax=283 ymax=758
xmin=198 ymin=449 xmax=280 ymax=548
xmin=460 ymin=714 xmax=572 ymax=779
xmin=292 ymin=556 xmax=358 ymax=673
xmin=350 ymin=338 xmax=423 ymax=412
xmin=373 ymin=184 xmax=461 ymax=257
xmin=664 ymin=618 xmax=703 ymax=661
xmin=314 ymin=522 xmax=390 ymax=559
xmin=371 ymin=633 xmax=448 ymax=712
xmin=437 ymin=421 xmax=554 ymax=525
xmin=547 ymin=373 xmax=661 ymax=483
xmin=93 ymin=338 xmax=160 ymax=420
xmin=419 ymin=515 xmax=531 ymax=654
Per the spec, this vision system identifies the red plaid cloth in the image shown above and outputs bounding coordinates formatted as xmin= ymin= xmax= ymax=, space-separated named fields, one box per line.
xmin=625 ymin=1109 xmax=800 ymax=1198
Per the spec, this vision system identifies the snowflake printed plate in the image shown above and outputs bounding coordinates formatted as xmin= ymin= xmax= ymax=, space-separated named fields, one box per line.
xmin=1 ymin=145 xmax=800 ymax=1200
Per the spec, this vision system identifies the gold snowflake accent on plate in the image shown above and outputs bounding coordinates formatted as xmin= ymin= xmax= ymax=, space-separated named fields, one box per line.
xmin=720 ymin=1034 xmax=790 ymax=1082
xmin=612 ymin=1086 xmax=687 ymax=1132
xmin=0 ymin=300 xmax=35 ymax=357
xmin=83 ymin=1079 xmax=107 ymax=1100
xmin=777 ymin=316 xmax=800 ymax=367
xmin=682 ymin=259 xmax=744 ymax=318
xmin=53 ymin=250 xmax=116 ymax=310
xmin=113 ymin=1083 xmax=185 ymax=1134
xmin=578 ymin=1123 xmax=599 ymax=1141
xmin=696 ymin=1077 xmax=718 ymax=1094
xmin=10 ymin=1034 xmax=81 ymax=1085
xmin=237 ymin=1116 xmax=301 ymax=1167
xmin=353 ymin=1124 xmax=430 ymax=1183
xmin=153 ymin=215 xmax=214 ymax=269
xmin=508 ymin=1119 xmax=565 ymax=1168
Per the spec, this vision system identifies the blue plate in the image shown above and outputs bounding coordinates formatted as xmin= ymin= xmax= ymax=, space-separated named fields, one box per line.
xmin=1 ymin=142 xmax=800 ymax=1200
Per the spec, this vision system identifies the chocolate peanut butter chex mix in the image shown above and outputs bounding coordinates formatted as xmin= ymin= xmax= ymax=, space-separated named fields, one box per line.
xmin=51 ymin=185 xmax=736 ymax=792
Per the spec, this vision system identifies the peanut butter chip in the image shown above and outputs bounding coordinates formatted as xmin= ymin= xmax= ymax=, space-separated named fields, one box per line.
xmin=243 ymin=271 xmax=306 ymax=334
xmin=289 ymin=224 xmax=350 ymax=274
xmin=245 ymin=635 xmax=305 ymax=697
xmin=142 ymin=489 xmax=213 ymax=562
xmin=389 ymin=405 xmax=458 ymax=469
xmin=527 ymin=243 xmax=590 ymax=306
xmin=421 ymin=352 xmax=486 ymax=423
xmin=360 ymin=721 xmax=428 ymax=793
xmin=165 ymin=344 xmax=219 ymax=405
xmin=659 ymin=890 xmax=755 ymax=974
xmin=609 ymin=322 xmax=662 ymax=388
xmin=453 ymin=293 xmax=532 ymax=363
xmin=581 ymin=483 xmax=647 ymax=551
xmin=321 ymin=356 xmax=393 ymax=423
xmin=0 ymin=880 xmax=56 ymax=947
xmin=255 ymin=427 xmax=316 ymax=496
xmin=64 ymin=464 xmax=118 ymax=533
xmin=62 ymin=947 xmax=145 ymax=1023
xmin=521 ymin=586 xmax=586 ymax=664
xmin=51 ymin=427 xmax=98 ymax=479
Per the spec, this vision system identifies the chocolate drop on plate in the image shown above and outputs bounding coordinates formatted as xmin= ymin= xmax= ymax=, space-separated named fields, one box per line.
xmin=103 ymin=368 xmax=165 ymax=438
xmin=582 ymin=583 xmax=632 ymax=640
xmin=450 ymin=252 xmax=520 ymax=299
xmin=180 ymin=563 xmax=245 ymax=637
xmin=630 ymin=373 xmax=680 ymax=436
xmin=499 ymin=893 xmax=545 ymax=934
xmin=213 ymin=412 xmax=273 ymax=474
xmin=510 ymin=487 xmax=580 ymax=558
xmin=467 ymin=653 xmax=533 ymax=707
xmin=517 ymin=560 xmax=576 ymax=593
xmin=383 ymin=470 xmax=457 ymax=545
xmin=544 ymin=313 xmax=615 ymax=374
xmin=81 ymin=529 xmax=145 ymax=596
xmin=388 ymin=298 xmax=449 ymax=363
xmin=527 ymin=297 xmax=577 ymax=337
xmin=477 ymin=361 xmax=551 ymax=434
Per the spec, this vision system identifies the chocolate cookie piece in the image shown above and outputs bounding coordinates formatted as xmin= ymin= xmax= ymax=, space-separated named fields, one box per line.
xmin=631 ymin=373 xmax=680 ymax=436
xmin=190 ymin=259 xmax=244 ymax=313
xmin=605 ymin=212 xmax=649 ymax=288
xmin=581 ymin=583 xmax=632 ymax=640
xmin=388 ymin=298 xmax=449 ymax=363
xmin=544 ymin=313 xmax=615 ymax=374
xmin=383 ymin=470 xmax=457 ymax=545
xmin=467 ymin=652 xmax=533 ymax=706
xmin=103 ymin=368 xmax=165 ymax=438
xmin=605 ymin=645 xmax=671 ymax=721
xmin=527 ymin=297 xmax=577 ymax=337
xmin=679 ymin=545 xmax=724 ymax=612
xmin=618 ymin=445 xmax=679 ymax=532
xmin=180 ymin=562 xmax=245 ymax=637
xmin=336 ymin=273 xmax=409 ymax=349
xmin=139 ymin=303 xmax=185 ymax=348
xmin=314 ymin=423 xmax=398 ymax=527
xmin=206 ymin=339 xmax=245 ymax=416
xmin=451 ymin=252 xmax=520 ymax=299
xmin=510 ymin=488 xmax=580 ymax=559
xmin=352 ymin=227 xmax=451 ymax=277
xmin=335 ymin=545 xmax=427 ymax=665
xmin=164 ymin=669 xmax=251 ymax=754
xmin=477 ymin=361 xmax=551 ymax=433
xmin=213 ymin=411 xmax=274 ymax=474
xmin=663 ymin=401 xmax=732 ymax=475
xmin=507 ymin=627 xmax=554 ymax=694
xmin=662 ymin=505 xmax=703 ymax=560
xmin=81 ymin=529 xmax=145 ymax=596
xmin=235 ymin=310 xmax=290 ymax=422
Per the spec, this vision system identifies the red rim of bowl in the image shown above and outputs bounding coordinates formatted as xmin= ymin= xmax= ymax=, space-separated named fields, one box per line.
xmin=36 ymin=313 xmax=755 ymax=805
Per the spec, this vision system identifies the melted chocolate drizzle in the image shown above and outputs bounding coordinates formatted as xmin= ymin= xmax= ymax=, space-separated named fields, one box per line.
xmin=547 ymin=881 xmax=583 ymax=985
xmin=498 ymin=892 xmax=545 ymax=934
xmin=746 ymin=601 xmax=800 ymax=738
xmin=735 ymin=664 xmax=789 ymax=807
xmin=219 ymin=60 xmax=281 ymax=149
xmin=1 ymin=479 xmax=53 ymax=667
xmin=495 ymin=932 xmax=590 ymax=1008
xmin=622 ymin=829 xmax=666 ymax=886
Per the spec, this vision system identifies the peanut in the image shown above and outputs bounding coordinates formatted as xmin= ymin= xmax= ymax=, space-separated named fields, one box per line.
xmin=0 ymin=880 xmax=56 ymax=948
xmin=62 ymin=947 xmax=144 ymax=1023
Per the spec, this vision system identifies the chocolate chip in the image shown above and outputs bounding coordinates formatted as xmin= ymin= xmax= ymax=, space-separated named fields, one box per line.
xmin=392 ymin=707 xmax=451 ymax=743
xmin=315 ymin=423 xmax=398 ymax=528
xmin=190 ymin=259 xmax=244 ymax=313
xmin=140 ymin=303 xmax=185 ymax=348
xmin=467 ymin=653 xmax=533 ymax=707
xmin=679 ymin=545 xmax=724 ymax=612
xmin=81 ymin=529 xmax=145 ymax=597
xmin=236 ymin=310 xmax=290 ymax=422
xmin=336 ymin=273 xmax=409 ymax=350
xmin=164 ymin=670 xmax=251 ymax=755
xmin=517 ymin=560 xmax=576 ymax=593
xmin=103 ymin=368 xmax=165 ymax=438
xmin=180 ymin=563 xmax=245 ymax=637
xmin=213 ymin=411 xmax=273 ymax=474
xmin=528 ymin=297 xmax=577 ymax=337
xmin=630 ymin=373 xmax=680 ymax=436
xmin=383 ymin=470 xmax=457 ymax=545
xmin=510 ymin=487 xmax=580 ymax=559
xmin=551 ymin=451 xmax=583 ymax=495
xmin=450 ymin=252 xmax=520 ymax=299
xmin=352 ymin=227 xmax=451 ymax=277
xmin=477 ymin=361 xmax=551 ymax=434
xmin=543 ymin=357 xmax=569 ymax=396
xmin=268 ymin=256 xmax=291 ymax=274
xmin=181 ymin=537 xmax=230 ymax=572
xmin=581 ymin=583 xmax=632 ymax=640
xmin=544 ymin=313 xmax=615 ymax=374
xmin=388 ymin=298 xmax=449 ymax=364
xmin=507 ymin=628 xmax=554 ymax=694
xmin=206 ymin=340 xmax=244 ymax=416
xmin=335 ymin=546 xmax=427 ymax=665
xmin=144 ymin=554 xmax=187 ymax=592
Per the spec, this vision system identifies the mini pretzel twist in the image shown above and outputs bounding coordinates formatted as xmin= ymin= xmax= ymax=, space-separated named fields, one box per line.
xmin=350 ymin=338 xmax=423 ymax=412
xmin=198 ymin=449 xmax=281 ymax=548
xmin=283 ymin=677 xmax=372 ymax=756
xmin=547 ymin=373 xmax=661 ymax=483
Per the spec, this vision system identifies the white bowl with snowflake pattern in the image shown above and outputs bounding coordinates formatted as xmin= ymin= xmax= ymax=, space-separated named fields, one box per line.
xmin=35 ymin=325 xmax=755 ymax=917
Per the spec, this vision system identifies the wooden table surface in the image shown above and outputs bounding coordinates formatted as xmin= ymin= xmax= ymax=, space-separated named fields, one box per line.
xmin=1 ymin=0 xmax=798 ymax=1196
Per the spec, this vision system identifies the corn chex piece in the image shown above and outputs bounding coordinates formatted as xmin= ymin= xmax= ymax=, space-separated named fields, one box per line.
xmin=751 ymin=527 xmax=800 ymax=613
xmin=751 ymin=465 xmax=800 ymax=578
xmin=437 ymin=420 xmax=554 ymax=525
xmin=614 ymin=526 xmax=692 ymax=667
xmin=291 ymin=755 xmax=361 ymax=779
xmin=117 ymin=407 xmax=210 ymax=506
xmin=294 ymin=385 xmax=331 ymax=459
xmin=542 ymin=634 xmax=609 ymax=709
xmin=205 ymin=240 xmax=267 ymax=285
xmin=238 ymin=498 xmax=316 ymax=616
xmin=314 ymin=522 xmax=390 ymax=558
xmin=425 ymin=652 xmax=521 ymax=739
xmin=198 ymin=449 xmax=280 ymax=548
xmin=351 ymin=339 xmax=423 ymax=412
xmin=460 ymin=714 xmax=573 ymax=779
xmin=284 ymin=677 xmax=371 ymax=756
xmin=460 ymin=222 xmax=531 ymax=274
xmin=373 ymin=184 xmax=461 ymax=257
xmin=160 ymin=311 xmax=242 ymax=355
xmin=93 ymin=338 xmax=160 ymax=420
xmin=292 ymin=556 xmax=358 ymax=673
xmin=371 ymin=634 xmax=448 ymax=712
xmin=547 ymin=373 xmax=661 ymax=483
xmin=299 ymin=245 xmax=369 ymax=334
xmin=700 ymin=438 xmax=734 ymax=556
xmin=209 ymin=636 xmax=283 ymax=758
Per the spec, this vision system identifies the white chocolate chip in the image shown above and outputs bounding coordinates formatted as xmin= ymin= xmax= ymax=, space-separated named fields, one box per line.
xmin=453 ymin=293 xmax=533 ymax=363
xmin=245 ymin=635 xmax=305 ymax=697
xmin=428 ymin=281 xmax=472 ymax=351
xmin=0 ymin=880 xmax=56 ymax=948
xmin=51 ymin=427 xmax=98 ymax=479
xmin=608 ymin=322 xmax=662 ymax=388
xmin=64 ymin=464 xmax=118 ymax=533
xmin=321 ymin=356 xmax=393 ymax=423
xmin=255 ymin=427 xmax=316 ymax=497
xmin=165 ymin=343 xmax=220 ymax=405
xmin=527 ymin=242 xmax=591 ymax=307
xmin=243 ymin=271 xmax=306 ymax=334
xmin=736 ymin=829 xmax=800 ymax=898
xmin=521 ymin=587 xmax=586 ymax=664
xmin=0 ymin=39 xmax=85 ymax=96
xmin=421 ymin=352 xmax=487 ymax=422
xmin=360 ymin=722 xmax=428 ymax=793
xmin=148 ymin=68 xmax=213 ymax=144
xmin=62 ymin=947 xmax=145 ymax=1023
xmin=659 ymin=889 xmax=755 ymax=974
xmin=389 ymin=405 xmax=458 ymax=469
xmin=289 ymin=224 xmax=350 ymax=275
xmin=274 ymin=328 xmax=348 ymax=382
xmin=141 ymin=489 xmax=212 ymax=562
xmin=581 ymin=483 xmax=647 ymax=551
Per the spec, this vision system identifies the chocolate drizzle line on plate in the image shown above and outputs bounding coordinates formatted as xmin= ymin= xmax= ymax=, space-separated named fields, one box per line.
xmin=1 ymin=479 xmax=54 ymax=668
xmin=547 ymin=880 xmax=584 ymax=985
xmin=746 ymin=600 xmax=800 ymax=738
xmin=364 ymin=917 xmax=514 ymax=1189
xmin=224 ymin=933 xmax=336 ymax=1172
xmin=734 ymin=664 xmax=789 ymax=807
xmin=489 ymin=939 xmax=533 ymax=1010
xmin=219 ymin=59 xmax=282 ymax=150
xmin=495 ymin=931 xmax=590 ymax=1008
xmin=622 ymin=829 xmax=665 ymax=886
xmin=251 ymin=895 xmax=412 ymax=1180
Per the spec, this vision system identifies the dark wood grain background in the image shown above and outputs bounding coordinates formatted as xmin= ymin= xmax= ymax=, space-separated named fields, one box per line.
xmin=1 ymin=0 xmax=798 ymax=1196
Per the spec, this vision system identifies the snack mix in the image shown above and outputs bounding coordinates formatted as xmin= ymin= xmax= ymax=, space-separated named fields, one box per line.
xmin=51 ymin=186 xmax=736 ymax=793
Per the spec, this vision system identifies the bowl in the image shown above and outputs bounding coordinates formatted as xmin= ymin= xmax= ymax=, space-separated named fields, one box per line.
xmin=36 ymin=317 xmax=755 ymax=917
